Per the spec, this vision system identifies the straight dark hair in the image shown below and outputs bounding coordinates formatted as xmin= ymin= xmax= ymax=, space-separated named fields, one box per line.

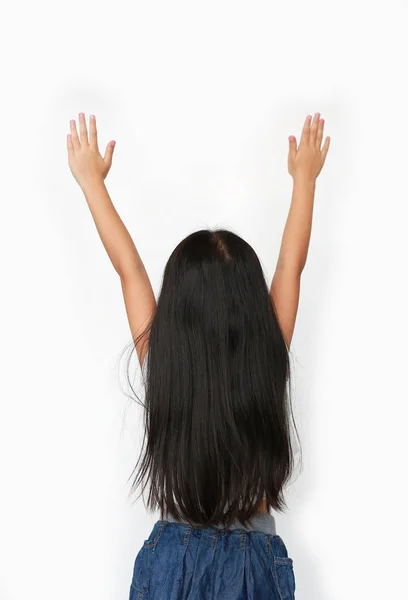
xmin=121 ymin=228 xmax=301 ymax=529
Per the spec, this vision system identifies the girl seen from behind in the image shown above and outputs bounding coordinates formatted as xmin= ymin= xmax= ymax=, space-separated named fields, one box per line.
xmin=67 ymin=112 xmax=330 ymax=599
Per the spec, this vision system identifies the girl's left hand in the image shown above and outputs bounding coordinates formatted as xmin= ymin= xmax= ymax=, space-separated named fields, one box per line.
xmin=67 ymin=113 xmax=116 ymax=190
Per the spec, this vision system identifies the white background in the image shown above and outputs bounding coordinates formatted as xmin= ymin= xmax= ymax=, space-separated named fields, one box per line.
xmin=1 ymin=1 xmax=407 ymax=598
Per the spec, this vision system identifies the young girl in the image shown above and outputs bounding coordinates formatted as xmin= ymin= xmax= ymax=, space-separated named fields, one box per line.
xmin=67 ymin=112 xmax=330 ymax=600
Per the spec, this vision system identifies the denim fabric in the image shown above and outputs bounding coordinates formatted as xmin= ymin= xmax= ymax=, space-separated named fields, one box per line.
xmin=129 ymin=519 xmax=296 ymax=599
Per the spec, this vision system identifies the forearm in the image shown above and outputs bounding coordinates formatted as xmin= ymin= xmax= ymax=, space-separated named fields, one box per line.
xmin=82 ymin=180 xmax=143 ymax=278
xmin=276 ymin=177 xmax=317 ymax=274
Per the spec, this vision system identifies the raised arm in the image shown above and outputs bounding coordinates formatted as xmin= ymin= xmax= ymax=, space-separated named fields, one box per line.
xmin=270 ymin=113 xmax=330 ymax=348
xmin=67 ymin=113 xmax=156 ymax=367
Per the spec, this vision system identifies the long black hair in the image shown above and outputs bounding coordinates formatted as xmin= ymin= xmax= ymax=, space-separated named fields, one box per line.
xmin=121 ymin=228 xmax=301 ymax=529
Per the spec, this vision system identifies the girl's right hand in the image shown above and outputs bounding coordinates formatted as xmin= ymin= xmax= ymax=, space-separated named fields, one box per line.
xmin=288 ymin=113 xmax=330 ymax=182
xmin=67 ymin=113 xmax=116 ymax=191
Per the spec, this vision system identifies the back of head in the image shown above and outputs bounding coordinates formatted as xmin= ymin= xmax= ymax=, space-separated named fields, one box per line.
xmin=125 ymin=228 xmax=299 ymax=529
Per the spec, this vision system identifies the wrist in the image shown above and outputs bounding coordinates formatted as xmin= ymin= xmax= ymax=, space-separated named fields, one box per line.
xmin=292 ymin=174 xmax=316 ymax=187
xmin=81 ymin=177 xmax=106 ymax=196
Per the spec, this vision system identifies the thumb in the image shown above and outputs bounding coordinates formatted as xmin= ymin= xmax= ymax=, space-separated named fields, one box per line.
xmin=104 ymin=140 xmax=116 ymax=166
xmin=288 ymin=135 xmax=297 ymax=155
xmin=321 ymin=136 xmax=330 ymax=162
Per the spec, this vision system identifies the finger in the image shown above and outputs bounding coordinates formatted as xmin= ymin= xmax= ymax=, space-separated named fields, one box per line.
xmin=67 ymin=133 xmax=74 ymax=156
xmin=78 ymin=112 xmax=89 ymax=145
xmin=300 ymin=115 xmax=312 ymax=145
xmin=321 ymin=136 xmax=331 ymax=162
xmin=316 ymin=118 xmax=324 ymax=150
xmin=309 ymin=112 xmax=320 ymax=145
xmin=70 ymin=119 xmax=80 ymax=150
xmin=89 ymin=114 xmax=98 ymax=149
xmin=104 ymin=140 xmax=116 ymax=166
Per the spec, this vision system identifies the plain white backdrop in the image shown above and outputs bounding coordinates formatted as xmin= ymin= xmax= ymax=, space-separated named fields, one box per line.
xmin=1 ymin=1 xmax=407 ymax=598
